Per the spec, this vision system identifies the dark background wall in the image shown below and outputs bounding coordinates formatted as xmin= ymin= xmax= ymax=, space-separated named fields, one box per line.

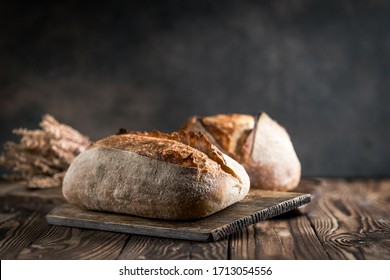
xmin=1 ymin=0 xmax=389 ymax=177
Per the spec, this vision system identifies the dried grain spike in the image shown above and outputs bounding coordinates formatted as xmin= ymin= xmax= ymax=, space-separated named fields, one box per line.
xmin=0 ymin=114 xmax=91 ymax=188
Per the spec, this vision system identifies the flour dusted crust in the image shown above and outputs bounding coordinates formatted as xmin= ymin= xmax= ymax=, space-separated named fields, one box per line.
xmin=241 ymin=113 xmax=301 ymax=191
xmin=62 ymin=130 xmax=250 ymax=220
xmin=181 ymin=112 xmax=301 ymax=191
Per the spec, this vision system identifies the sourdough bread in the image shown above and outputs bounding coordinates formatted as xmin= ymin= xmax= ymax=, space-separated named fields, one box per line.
xmin=62 ymin=130 xmax=250 ymax=220
xmin=181 ymin=112 xmax=301 ymax=191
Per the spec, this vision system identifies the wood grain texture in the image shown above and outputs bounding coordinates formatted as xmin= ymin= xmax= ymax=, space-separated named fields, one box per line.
xmin=46 ymin=190 xmax=310 ymax=242
xmin=255 ymin=215 xmax=329 ymax=259
xmin=189 ymin=239 xmax=229 ymax=260
xmin=118 ymin=235 xmax=228 ymax=260
xmin=0 ymin=211 xmax=19 ymax=224
xmin=1 ymin=178 xmax=389 ymax=260
xmin=16 ymin=226 xmax=129 ymax=259
xmin=294 ymin=178 xmax=325 ymax=214
xmin=229 ymin=225 xmax=259 ymax=259
xmin=306 ymin=178 xmax=390 ymax=259
xmin=0 ymin=207 xmax=50 ymax=259
xmin=118 ymin=235 xmax=193 ymax=260
xmin=229 ymin=213 xmax=329 ymax=260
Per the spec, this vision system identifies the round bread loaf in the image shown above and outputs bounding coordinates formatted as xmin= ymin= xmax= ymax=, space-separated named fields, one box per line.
xmin=62 ymin=130 xmax=250 ymax=220
xmin=239 ymin=113 xmax=301 ymax=191
xmin=181 ymin=112 xmax=301 ymax=191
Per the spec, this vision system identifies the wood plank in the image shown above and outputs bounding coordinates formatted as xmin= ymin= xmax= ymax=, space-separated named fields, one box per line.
xmin=189 ymin=239 xmax=229 ymax=260
xmin=294 ymin=177 xmax=325 ymax=214
xmin=306 ymin=178 xmax=390 ymax=259
xmin=0 ymin=181 xmax=26 ymax=197
xmin=46 ymin=190 xmax=311 ymax=242
xmin=0 ymin=207 xmax=51 ymax=259
xmin=377 ymin=179 xmax=390 ymax=202
xmin=16 ymin=226 xmax=129 ymax=260
xmin=118 ymin=235 xmax=228 ymax=260
xmin=229 ymin=225 xmax=259 ymax=259
xmin=6 ymin=185 xmax=65 ymax=205
xmin=0 ymin=212 xmax=19 ymax=224
xmin=345 ymin=179 xmax=390 ymax=260
xmin=118 ymin=235 xmax=193 ymax=260
xmin=228 ymin=178 xmax=328 ymax=260
xmin=295 ymin=178 xmax=324 ymax=194
xmin=257 ymin=215 xmax=330 ymax=259
xmin=229 ymin=213 xmax=329 ymax=259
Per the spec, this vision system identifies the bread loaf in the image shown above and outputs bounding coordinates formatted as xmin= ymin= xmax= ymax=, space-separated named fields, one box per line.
xmin=181 ymin=112 xmax=301 ymax=191
xmin=62 ymin=130 xmax=250 ymax=220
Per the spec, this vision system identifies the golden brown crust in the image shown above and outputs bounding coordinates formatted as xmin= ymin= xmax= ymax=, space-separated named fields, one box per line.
xmin=179 ymin=116 xmax=225 ymax=151
xmin=99 ymin=130 xmax=240 ymax=180
xmin=62 ymin=130 xmax=250 ymax=220
xmin=182 ymin=114 xmax=255 ymax=157
xmin=93 ymin=132 xmax=208 ymax=169
xmin=180 ymin=112 xmax=301 ymax=191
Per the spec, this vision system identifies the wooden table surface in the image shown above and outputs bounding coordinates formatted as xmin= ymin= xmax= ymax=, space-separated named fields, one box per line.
xmin=0 ymin=178 xmax=389 ymax=260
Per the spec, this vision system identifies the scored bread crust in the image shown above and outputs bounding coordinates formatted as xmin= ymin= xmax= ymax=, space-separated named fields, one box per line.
xmin=240 ymin=113 xmax=301 ymax=191
xmin=181 ymin=114 xmax=255 ymax=157
xmin=62 ymin=131 xmax=250 ymax=220
xmin=180 ymin=112 xmax=301 ymax=191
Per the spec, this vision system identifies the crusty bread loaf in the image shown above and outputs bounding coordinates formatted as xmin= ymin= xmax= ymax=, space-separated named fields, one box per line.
xmin=62 ymin=130 xmax=250 ymax=220
xmin=182 ymin=114 xmax=255 ymax=156
xmin=181 ymin=112 xmax=301 ymax=191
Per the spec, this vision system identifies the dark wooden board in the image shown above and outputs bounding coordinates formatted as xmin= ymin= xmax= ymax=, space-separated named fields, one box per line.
xmin=46 ymin=189 xmax=310 ymax=242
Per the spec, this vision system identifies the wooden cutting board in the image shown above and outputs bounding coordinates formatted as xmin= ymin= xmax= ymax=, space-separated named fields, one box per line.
xmin=46 ymin=189 xmax=310 ymax=242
